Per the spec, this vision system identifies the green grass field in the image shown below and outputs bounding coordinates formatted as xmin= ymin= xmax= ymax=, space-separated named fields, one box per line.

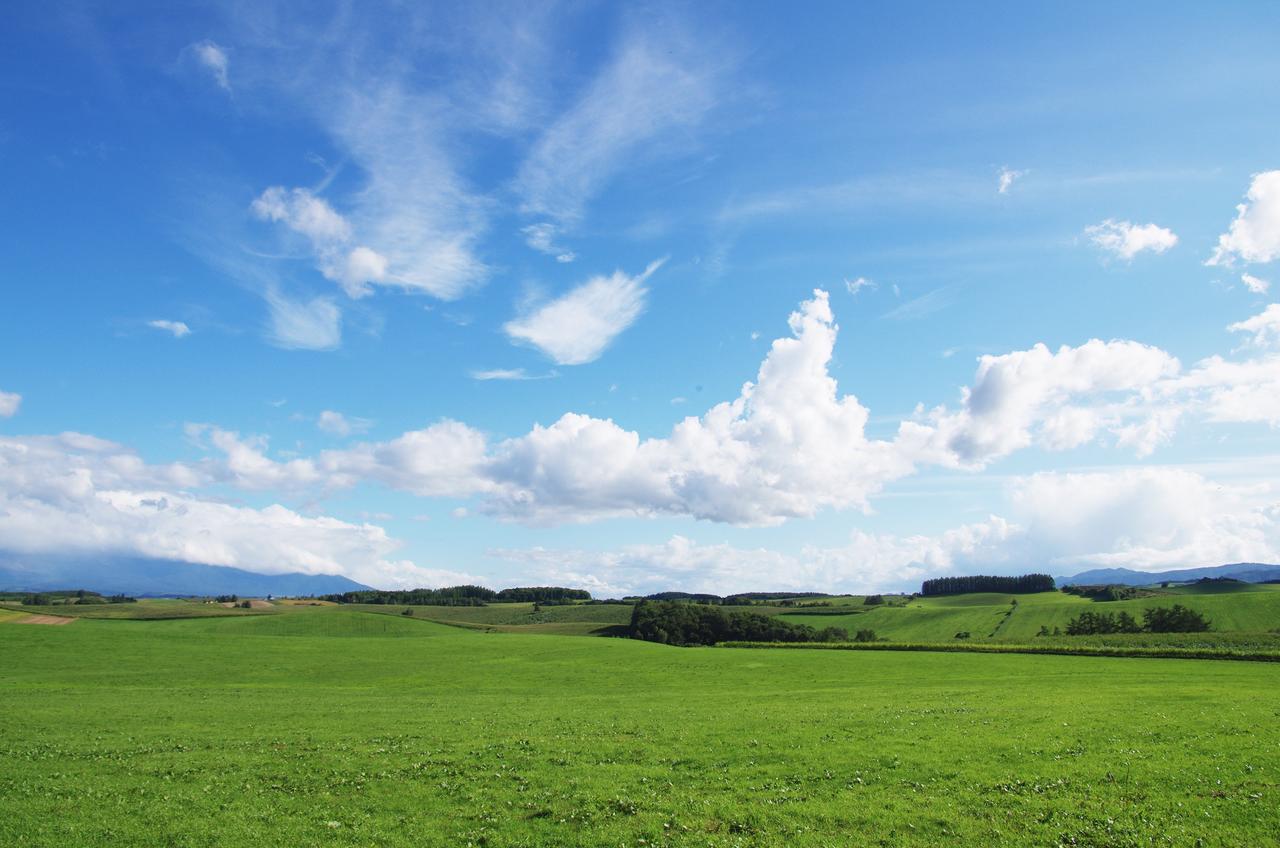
xmin=2 ymin=609 xmax=1278 ymax=846
xmin=778 ymin=584 xmax=1280 ymax=643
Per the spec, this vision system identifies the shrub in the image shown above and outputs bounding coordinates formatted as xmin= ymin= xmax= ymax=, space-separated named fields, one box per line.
xmin=863 ymin=595 xmax=885 ymax=606
xmin=854 ymin=629 xmax=878 ymax=643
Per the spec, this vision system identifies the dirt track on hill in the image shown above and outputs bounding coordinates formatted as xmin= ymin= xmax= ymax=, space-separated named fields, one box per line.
xmin=15 ymin=615 xmax=75 ymax=626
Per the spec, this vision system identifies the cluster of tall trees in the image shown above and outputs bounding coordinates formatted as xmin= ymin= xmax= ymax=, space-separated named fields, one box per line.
xmin=921 ymin=574 xmax=1055 ymax=596
xmin=1065 ymin=604 xmax=1211 ymax=635
xmin=1062 ymin=584 xmax=1143 ymax=601
xmin=493 ymin=587 xmax=591 ymax=603
xmin=319 ymin=585 xmax=591 ymax=606
xmin=628 ymin=600 xmax=849 ymax=646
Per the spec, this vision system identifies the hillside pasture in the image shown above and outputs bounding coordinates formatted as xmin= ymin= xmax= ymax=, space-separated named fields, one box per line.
xmin=779 ymin=585 xmax=1280 ymax=643
xmin=1 ymin=613 xmax=1277 ymax=846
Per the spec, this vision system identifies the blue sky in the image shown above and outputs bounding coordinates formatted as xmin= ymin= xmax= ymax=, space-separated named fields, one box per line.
xmin=3 ymin=2 xmax=1280 ymax=594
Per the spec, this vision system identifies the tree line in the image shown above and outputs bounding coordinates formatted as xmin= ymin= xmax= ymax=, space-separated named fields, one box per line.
xmin=319 ymin=585 xmax=591 ymax=606
xmin=1063 ymin=604 xmax=1211 ymax=635
xmin=628 ymin=600 xmax=853 ymax=646
xmin=921 ymin=574 xmax=1055 ymax=596
xmin=20 ymin=590 xmax=135 ymax=606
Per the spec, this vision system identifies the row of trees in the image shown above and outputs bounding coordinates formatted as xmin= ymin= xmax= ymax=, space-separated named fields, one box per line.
xmin=21 ymin=590 xmax=135 ymax=605
xmin=1065 ymin=604 xmax=1212 ymax=635
xmin=628 ymin=600 xmax=850 ymax=646
xmin=921 ymin=574 xmax=1055 ymax=596
xmin=319 ymin=585 xmax=591 ymax=606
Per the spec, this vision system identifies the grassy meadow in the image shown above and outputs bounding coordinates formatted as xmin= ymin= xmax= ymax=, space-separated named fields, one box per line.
xmin=777 ymin=583 xmax=1280 ymax=645
xmin=2 ymin=606 xmax=1279 ymax=847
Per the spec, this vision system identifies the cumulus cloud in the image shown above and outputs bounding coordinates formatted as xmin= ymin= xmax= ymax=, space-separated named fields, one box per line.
xmin=147 ymin=319 xmax=191 ymax=338
xmin=251 ymin=186 xmax=392 ymax=299
xmin=504 ymin=259 xmax=663 ymax=365
xmin=904 ymin=339 xmax=1183 ymax=463
xmin=493 ymin=465 xmax=1280 ymax=593
xmin=1208 ymin=171 xmax=1280 ymax=266
xmin=491 ymin=518 xmax=1017 ymax=596
xmin=1085 ymin=219 xmax=1178 ymax=260
xmin=0 ymin=391 xmax=22 ymax=418
xmin=263 ymin=289 xmax=342 ymax=351
xmin=189 ymin=40 xmax=230 ymax=91
xmin=0 ymin=433 xmax=476 ymax=589
xmin=183 ymin=294 xmax=1280 ymax=527
xmin=997 ymin=166 xmax=1025 ymax=194
xmin=316 ymin=410 xmax=372 ymax=438
xmin=1242 ymin=273 xmax=1271 ymax=295
xmin=1007 ymin=468 xmax=1280 ymax=571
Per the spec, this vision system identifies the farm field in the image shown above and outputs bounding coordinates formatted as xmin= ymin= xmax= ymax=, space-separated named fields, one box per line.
xmin=778 ymin=584 xmax=1280 ymax=644
xmin=2 ymin=609 xmax=1278 ymax=847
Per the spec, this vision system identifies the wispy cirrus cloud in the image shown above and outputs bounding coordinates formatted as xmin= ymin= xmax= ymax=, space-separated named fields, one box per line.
xmin=147 ymin=319 xmax=191 ymax=338
xmin=470 ymin=368 xmax=558 ymax=381
xmin=317 ymin=410 xmax=373 ymax=438
xmin=515 ymin=25 xmax=731 ymax=249
xmin=187 ymin=40 xmax=230 ymax=91
xmin=262 ymin=289 xmax=341 ymax=351
xmin=504 ymin=259 xmax=665 ymax=365
xmin=997 ymin=166 xmax=1026 ymax=194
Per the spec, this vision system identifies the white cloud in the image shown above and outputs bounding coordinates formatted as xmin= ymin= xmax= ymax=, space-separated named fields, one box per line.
xmin=1242 ymin=273 xmax=1271 ymax=294
xmin=1007 ymin=468 xmax=1279 ymax=571
xmin=147 ymin=319 xmax=191 ymax=338
xmin=493 ymin=466 xmax=1280 ymax=593
xmin=324 ymin=84 xmax=488 ymax=300
xmin=515 ymin=29 xmax=726 ymax=225
xmin=0 ymin=391 xmax=21 ymax=418
xmin=1228 ymin=303 xmax=1280 ymax=349
xmin=1085 ymin=219 xmax=1178 ymax=260
xmin=0 ymin=433 xmax=475 ymax=589
xmin=469 ymin=368 xmax=557 ymax=381
xmin=251 ymin=186 xmax=392 ymax=299
xmin=317 ymin=410 xmax=372 ymax=438
xmin=904 ymin=339 xmax=1183 ymax=464
xmin=185 ymin=294 xmax=1280 ymax=528
xmin=504 ymin=259 xmax=663 ymax=365
xmin=521 ymin=223 xmax=576 ymax=263
xmin=189 ymin=40 xmax=230 ymax=91
xmin=492 ymin=517 xmax=1019 ymax=596
xmin=1208 ymin=170 xmax=1280 ymax=266
xmin=997 ymin=166 xmax=1026 ymax=194
xmin=844 ymin=276 xmax=875 ymax=295
xmin=263 ymin=289 xmax=342 ymax=351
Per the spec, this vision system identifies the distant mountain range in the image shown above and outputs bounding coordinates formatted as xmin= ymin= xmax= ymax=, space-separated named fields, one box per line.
xmin=0 ymin=554 xmax=370 ymax=597
xmin=1058 ymin=562 xmax=1280 ymax=587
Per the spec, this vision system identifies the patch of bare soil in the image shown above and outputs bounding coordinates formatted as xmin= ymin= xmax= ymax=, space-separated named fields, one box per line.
xmin=15 ymin=615 xmax=75 ymax=626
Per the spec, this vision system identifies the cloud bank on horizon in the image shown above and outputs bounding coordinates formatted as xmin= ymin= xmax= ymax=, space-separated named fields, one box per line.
xmin=3 ymin=3 xmax=1280 ymax=593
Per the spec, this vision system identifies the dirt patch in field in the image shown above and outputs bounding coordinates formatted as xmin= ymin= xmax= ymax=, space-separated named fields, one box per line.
xmin=15 ymin=615 xmax=75 ymax=626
